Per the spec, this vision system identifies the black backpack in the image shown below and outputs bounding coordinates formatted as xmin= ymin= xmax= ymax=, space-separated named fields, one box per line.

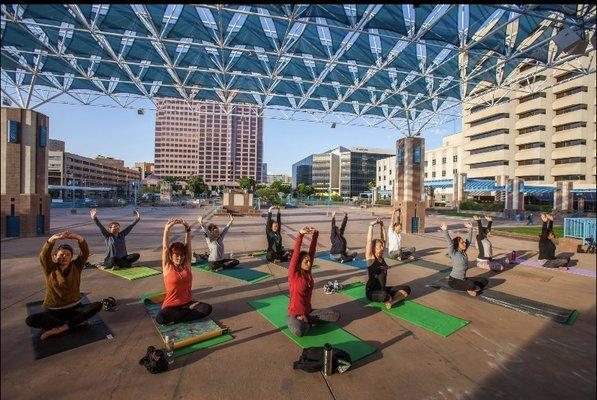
xmin=139 ymin=346 xmax=169 ymax=374
xmin=293 ymin=346 xmax=352 ymax=374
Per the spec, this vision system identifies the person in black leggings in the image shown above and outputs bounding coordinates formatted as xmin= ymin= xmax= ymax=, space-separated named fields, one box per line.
xmin=365 ymin=218 xmax=411 ymax=309
xmin=266 ymin=205 xmax=292 ymax=262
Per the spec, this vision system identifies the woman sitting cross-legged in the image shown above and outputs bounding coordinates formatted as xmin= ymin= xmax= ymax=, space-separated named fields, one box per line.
xmin=538 ymin=213 xmax=569 ymax=271
xmin=266 ymin=205 xmax=292 ymax=263
xmin=25 ymin=231 xmax=103 ymax=340
xmin=156 ymin=218 xmax=212 ymax=325
xmin=441 ymin=221 xmax=488 ymax=297
xmin=474 ymin=215 xmax=506 ymax=271
xmin=365 ymin=218 xmax=411 ymax=309
xmin=198 ymin=213 xmax=240 ymax=271
xmin=287 ymin=226 xmax=341 ymax=337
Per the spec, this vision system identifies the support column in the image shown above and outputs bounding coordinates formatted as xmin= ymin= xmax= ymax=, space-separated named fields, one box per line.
xmin=495 ymin=175 xmax=508 ymax=203
xmin=452 ymin=176 xmax=460 ymax=208
xmin=512 ymin=178 xmax=524 ymax=212
xmin=1 ymin=108 xmax=51 ymax=238
xmin=504 ymin=179 xmax=514 ymax=218
xmin=553 ymin=182 xmax=563 ymax=211
xmin=457 ymin=173 xmax=467 ymax=207
xmin=394 ymin=137 xmax=425 ymax=234
xmin=562 ymin=181 xmax=573 ymax=212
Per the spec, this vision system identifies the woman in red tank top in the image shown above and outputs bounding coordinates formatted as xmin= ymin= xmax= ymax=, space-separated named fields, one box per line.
xmin=156 ymin=218 xmax=212 ymax=325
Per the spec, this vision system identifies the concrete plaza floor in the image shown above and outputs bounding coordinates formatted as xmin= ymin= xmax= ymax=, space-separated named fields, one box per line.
xmin=1 ymin=205 xmax=595 ymax=400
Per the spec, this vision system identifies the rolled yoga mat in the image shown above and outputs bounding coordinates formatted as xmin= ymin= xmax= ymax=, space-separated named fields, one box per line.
xmin=101 ymin=265 xmax=161 ymax=281
xmin=428 ymin=278 xmax=579 ymax=325
xmin=26 ymin=295 xmax=113 ymax=360
xmin=139 ymin=292 xmax=233 ymax=357
xmin=315 ymin=252 xmax=368 ymax=270
xmin=248 ymin=294 xmax=376 ymax=362
xmin=340 ymin=282 xmax=469 ymax=337
xmin=191 ymin=262 xmax=272 ymax=284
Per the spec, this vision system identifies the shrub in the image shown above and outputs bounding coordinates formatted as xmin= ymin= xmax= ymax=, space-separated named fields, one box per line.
xmin=459 ymin=201 xmax=504 ymax=211
xmin=375 ymin=199 xmax=391 ymax=206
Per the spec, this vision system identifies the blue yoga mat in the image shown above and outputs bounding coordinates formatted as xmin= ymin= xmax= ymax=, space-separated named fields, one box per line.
xmin=315 ymin=252 xmax=368 ymax=269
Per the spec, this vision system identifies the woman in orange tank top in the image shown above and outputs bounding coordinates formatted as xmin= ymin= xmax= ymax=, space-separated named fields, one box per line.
xmin=156 ymin=218 xmax=212 ymax=325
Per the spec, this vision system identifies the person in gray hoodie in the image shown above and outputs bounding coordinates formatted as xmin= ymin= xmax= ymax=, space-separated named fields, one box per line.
xmin=198 ymin=213 xmax=239 ymax=271
xmin=440 ymin=221 xmax=487 ymax=297
xmin=91 ymin=208 xmax=140 ymax=270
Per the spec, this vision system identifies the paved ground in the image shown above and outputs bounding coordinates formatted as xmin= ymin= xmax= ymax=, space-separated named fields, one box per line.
xmin=1 ymin=205 xmax=595 ymax=400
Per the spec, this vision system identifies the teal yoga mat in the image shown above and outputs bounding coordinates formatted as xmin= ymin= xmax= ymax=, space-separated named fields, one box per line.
xmin=248 ymin=294 xmax=376 ymax=362
xmin=192 ymin=262 xmax=272 ymax=284
xmin=341 ymin=282 xmax=469 ymax=337
xmin=315 ymin=252 xmax=368 ymax=269
xmin=102 ymin=266 xmax=161 ymax=280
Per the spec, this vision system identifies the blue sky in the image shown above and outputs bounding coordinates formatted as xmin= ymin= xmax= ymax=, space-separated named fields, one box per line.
xmin=38 ymin=101 xmax=460 ymax=175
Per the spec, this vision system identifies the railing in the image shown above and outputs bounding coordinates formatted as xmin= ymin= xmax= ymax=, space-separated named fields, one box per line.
xmin=564 ymin=218 xmax=596 ymax=244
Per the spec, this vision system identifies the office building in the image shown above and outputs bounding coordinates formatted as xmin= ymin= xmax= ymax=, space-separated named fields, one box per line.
xmin=134 ymin=162 xmax=155 ymax=180
xmin=266 ymin=174 xmax=291 ymax=184
xmin=462 ymin=56 xmax=596 ymax=187
xmin=48 ymin=139 xmax=140 ymax=199
xmin=154 ymin=99 xmax=263 ymax=186
xmin=261 ymin=163 xmax=267 ymax=182
xmin=292 ymin=147 xmax=394 ymax=197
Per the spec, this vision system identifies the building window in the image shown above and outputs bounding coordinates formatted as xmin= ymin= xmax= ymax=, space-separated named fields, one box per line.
xmin=555 ymin=86 xmax=588 ymax=99
xmin=469 ymin=128 xmax=509 ymax=141
xmin=518 ymin=142 xmax=545 ymax=150
xmin=397 ymin=147 xmax=404 ymax=165
xmin=554 ymin=139 xmax=586 ymax=148
xmin=469 ymin=160 xmax=509 ymax=169
xmin=431 ymin=159 xmax=436 ymax=166
xmin=555 ymin=122 xmax=586 ymax=132
xmin=469 ymin=113 xmax=509 ymax=127
xmin=441 ymin=157 xmax=446 ymax=164
xmin=8 ymin=121 xmax=20 ymax=143
xmin=469 ymin=97 xmax=510 ymax=114
xmin=453 ymin=155 xmax=458 ymax=162
xmin=424 ymin=172 xmax=428 ymax=178
xmin=554 ymin=157 xmax=586 ymax=165
xmin=518 ymin=175 xmax=545 ymax=181
xmin=469 ymin=144 xmax=509 ymax=155
xmin=432 ymin=172 xmax=436 ymax=178
xmin=39 ymin=126 xmax=47 ymax=147
xmin=518 ymin=125 xmax=546 ymax=135
xmin=555 ymin=104 xmax=587 ymax=115
xmin=518 ymin=159 xmax=545 ymax=166
xmin=518 ymin=92 xmax=546 ymax=104
xmin=555 ymin=70 xmax=582 ymax=83
xmin=453 ymin=169 xmax=458 ymax=174
xmin=554 ymin=175 xmax=585 ymax=181
xmin=413 ymin=146 xmax=421 ymax=164
xmin=518 ymin=109 xmax=546 ymax=119
xmin=519 ymin=61 xmax=537 ymax=72
xmin=519 ymin=75 xmax=546 ymax=87
xmin=441 ymin=170 xmax=446 ymax=177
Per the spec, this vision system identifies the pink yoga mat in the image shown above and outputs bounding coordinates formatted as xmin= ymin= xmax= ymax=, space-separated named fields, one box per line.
xmin=513 ymin=258 xmax=596 ymax=278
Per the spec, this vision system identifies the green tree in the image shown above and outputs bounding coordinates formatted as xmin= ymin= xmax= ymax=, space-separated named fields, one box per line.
xmin=331 ymin=193 xmax=343 ymax=202
xmin=270 ymin=180 xmax=292 ymax=195
xmin=186 ymin=175 xmax=209 ymax=197
xmin=295 ymin=183 xmax=315 ymax=197
xmin=367 ymin=181 xmax=376 ymax=190
xmin=238 ymin=177 xmax=256 ymax=192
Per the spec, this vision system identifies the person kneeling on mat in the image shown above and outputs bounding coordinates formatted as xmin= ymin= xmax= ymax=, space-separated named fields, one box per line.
xmin=366 ymin=218 xmax=411 ymax=309
xmin=474 ymin=215 xmax=506 ymax=271
xmin=266 ymin=205 xmax=292 ymax=263
xmin=538 ymin=213 xmax=569 ymax=271
xmin=157 ymin=218 xmax=212 ymax=325
xmin=330 ymin=211 xmax=357 ymax=263
xmin=387 ymin=204 xmax=416 ymax=261
xmin=198 ymin=213 xmax=239 ymax=271
xmin=288 ymin=226 xmax=340 ymax=337
xmin=26 ymin=231 xmax=103 ymax=340
xmin=441 ymin=221 xmax=487 ymax=297
xmin=90 ymin=208 xmax=141 ymax=270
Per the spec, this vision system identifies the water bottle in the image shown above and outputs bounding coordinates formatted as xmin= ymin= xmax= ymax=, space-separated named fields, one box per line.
xmin=230 ymin=252 xmax=235 ymax=259
xmin=511 ymin=250 xmax=516 ymax=262
xmin=165 ymin=335 xmax=175 ymax=365
xmin=323 ymin=343 xmax=333 ymax=376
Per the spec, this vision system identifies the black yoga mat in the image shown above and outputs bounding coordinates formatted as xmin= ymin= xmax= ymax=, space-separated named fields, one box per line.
xmin=428 ymin=278 xmax=578 ymax=325
xmin=26 ymin=296 xmax=113 ymax=360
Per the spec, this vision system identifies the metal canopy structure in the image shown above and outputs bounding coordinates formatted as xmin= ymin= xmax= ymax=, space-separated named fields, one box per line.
xmin=1 ymin=4 xmax=596 ymax=134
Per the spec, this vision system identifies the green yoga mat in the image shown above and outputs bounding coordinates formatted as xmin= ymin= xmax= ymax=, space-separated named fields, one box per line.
xmin=250 ymin=250 xmax=267 ymax=257
xmin=248 ymin=294 xmax=376 ymax=362
xmin=139 ymin=292 xmax=233 ymax=357
xmin=102 ymin=266 xmax=161 ymax=281
xmin=192 ymin=262 xmax=272 ymax=284
xmin=341 ymin=282 xmax=469 ymax=337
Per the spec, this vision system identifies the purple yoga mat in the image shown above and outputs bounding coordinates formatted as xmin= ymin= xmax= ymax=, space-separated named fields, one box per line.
xmin=514 ymin=258 xmax=596 ymax=278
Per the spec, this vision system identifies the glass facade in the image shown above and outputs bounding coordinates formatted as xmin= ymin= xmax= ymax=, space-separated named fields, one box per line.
xmin=291 ymin=155 xmax=313 ymax=188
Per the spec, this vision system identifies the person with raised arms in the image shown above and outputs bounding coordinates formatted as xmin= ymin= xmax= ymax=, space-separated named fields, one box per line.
xmin=330 ymin=211 xmax=357 ymax=263
xmin=156 ymin=218 xmax=212 ymax=325
xmin=387 ymin=205 xmax=416 ymax=261
xmin=441 ymin=221 xmax=487 ymax=297
xmin=365 ymin=218 xmax=411 ymax=309
xmin=198 ymin=213 xmax=239 ymax=271
xmin=287 ymin=226 xmax=340 ymax=337
xmin=90 ymin=208 xmax=141 ymax=269
xmin=266 ymin=205 xmax=291 ymax=263
xmin=474 ymin=215 xmax=506 ymax=271
xmin=25 ymin=231 xmax=103 ymax=340
xmin=538 ymin=213 xmax=569 ymax=270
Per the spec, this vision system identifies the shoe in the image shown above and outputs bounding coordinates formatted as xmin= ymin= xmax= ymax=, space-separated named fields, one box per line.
xmin=323 ymin=284 xmax=334 ymax=295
